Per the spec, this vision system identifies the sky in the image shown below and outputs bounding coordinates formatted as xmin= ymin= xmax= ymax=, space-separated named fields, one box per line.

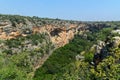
xmin=0 ymin=0 xmax=120 ymax=21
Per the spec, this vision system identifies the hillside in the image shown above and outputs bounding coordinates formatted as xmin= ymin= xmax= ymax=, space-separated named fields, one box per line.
xmin=34 ymin=25 xmax=120 ymax=80
xmin=0 ymin=14 xmax=120 ymax=80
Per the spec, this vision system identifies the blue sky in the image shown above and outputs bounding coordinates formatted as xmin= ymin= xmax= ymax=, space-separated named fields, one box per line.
xmin=0 ymin=0 xmax=120 ymax=21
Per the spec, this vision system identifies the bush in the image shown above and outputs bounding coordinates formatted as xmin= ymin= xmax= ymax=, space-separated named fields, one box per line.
xmin=85 ymin=52 xmax=94 ymax=62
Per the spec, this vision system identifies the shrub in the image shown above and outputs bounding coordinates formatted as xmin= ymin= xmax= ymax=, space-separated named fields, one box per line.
xmin=85 ymin=52 xmax=94 ymax=62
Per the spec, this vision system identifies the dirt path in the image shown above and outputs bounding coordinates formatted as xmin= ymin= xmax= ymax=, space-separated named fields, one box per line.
xmin=33 ymin=53 xmax=52 ymax=70
xmin=31 ymin=49 xmax=55 ymax=77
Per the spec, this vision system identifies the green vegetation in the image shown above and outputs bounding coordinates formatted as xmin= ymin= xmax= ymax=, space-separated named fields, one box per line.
xmin=84 ymin=52 xmax=94 ymax=62
xmin=34 ymin=35 xmax=93 ymax=80
xmin=34 ymin=26 xmax=120 ymax=80
xmin=0 ymin=33 xmax=53 ymax=80
xmin=0 ymin=14 xmax=120 ymax=80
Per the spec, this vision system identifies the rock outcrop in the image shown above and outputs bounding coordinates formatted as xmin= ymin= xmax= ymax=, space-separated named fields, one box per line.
xmin=92 ymin=35 xmax=120 ymax=66
xmin=0 ymin=19 xmax=79 ymax=47
xmin=0 ymin=14 xmax=111 ymax=47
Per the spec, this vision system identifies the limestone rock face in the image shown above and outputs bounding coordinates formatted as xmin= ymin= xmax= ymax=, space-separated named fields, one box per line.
xmin=51 ymin=27 xmax=75 ymax=47
xmin=0 ymin=15 xmax=109 ymax=47
xmin=112 ymin=36 xmax=120 ymax=48
xmin=32 ymin=24 xmax=77 ymax=47
xmin=0 ymin=31 xmax=20 ymax=40
xmin=92 ymin=36 xmax=120 ymax=66
xmin=112 ymin=29 xmax=120 ymax=34
xmin=0 ymin=32 xmax=7 ymax=39
xmin=0 ymin=21 xmax=78 ymax=47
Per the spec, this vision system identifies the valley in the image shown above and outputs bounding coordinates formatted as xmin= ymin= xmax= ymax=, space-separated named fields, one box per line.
xmin=0 ymin=14 xmax=120 ymax=80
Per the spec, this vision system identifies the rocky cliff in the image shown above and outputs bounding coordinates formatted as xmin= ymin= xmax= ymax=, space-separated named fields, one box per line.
xmin=0 ymin=14 xmax=110 ymax=48
xmin=0 ymin=15 xmax=82 ymax=48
